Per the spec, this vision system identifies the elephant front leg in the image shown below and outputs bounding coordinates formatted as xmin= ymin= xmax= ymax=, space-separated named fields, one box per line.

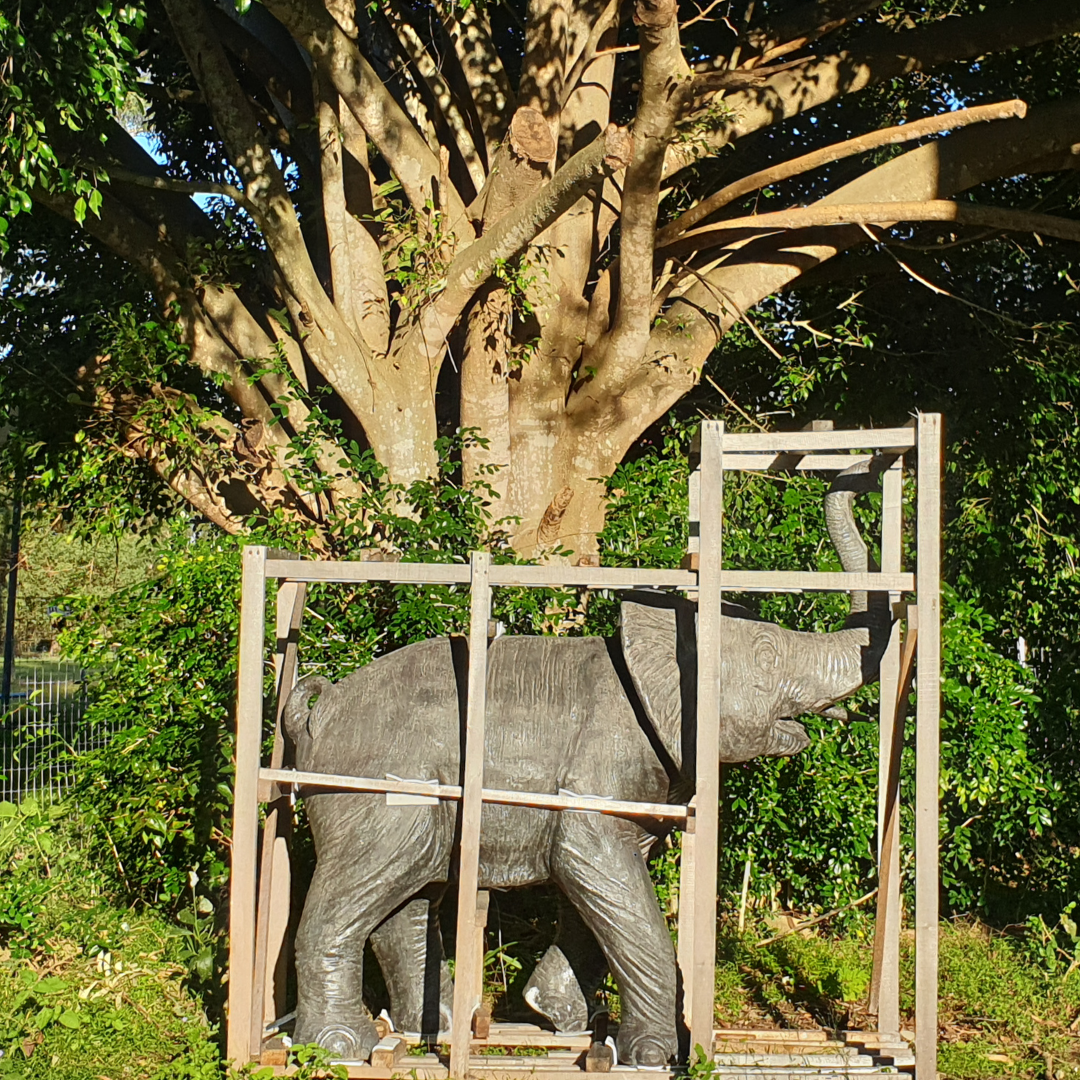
xmin=370 ymin=893 xmax=454 ymax=1037
xmin=551 ymin=813 xmax=677 ymax=1067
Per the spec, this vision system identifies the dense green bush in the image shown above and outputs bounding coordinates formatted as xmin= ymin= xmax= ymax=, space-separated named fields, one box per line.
xmin=601 ymin=427 xmax=1069 ymax=918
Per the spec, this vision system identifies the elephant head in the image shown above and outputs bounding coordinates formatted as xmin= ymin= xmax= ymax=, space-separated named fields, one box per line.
xmin=621 ymin=457 xmax=892 ymax=765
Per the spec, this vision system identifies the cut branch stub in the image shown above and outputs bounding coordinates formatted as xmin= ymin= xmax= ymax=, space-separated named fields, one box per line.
xmin=634 ymin=0 xmax=677 ymax=33
xmin=537 ymin=487 xmax=575 ymax=547
xmin=510 ymin=106 xmax=557 ymax=164
xmin=603 ymin=124 xmax=635 ymax=170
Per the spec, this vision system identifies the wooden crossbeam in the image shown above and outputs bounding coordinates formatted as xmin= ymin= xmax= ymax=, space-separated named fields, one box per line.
xmin=258 ymin=768 xmax=690 ymax=820
xmin=265 ymin=558 xmax=912 ymax=594
xmin=717 ymin=427 xmax=916 ymax=452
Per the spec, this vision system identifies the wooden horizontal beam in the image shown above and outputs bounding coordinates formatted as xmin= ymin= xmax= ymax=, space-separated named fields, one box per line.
xmin=698 ymin=452 xmax=873 ymax=472
xmin=719 ymin=427 xmax=916 ymax=452
xmin=490 ymin=566 xmax=694 ymax=588
xmin=266 ymin=560 xmax=912 ymax=594
xmin=264 ymin=559 xmax=472 ymax=584
xmin=259 ymin=768 xmax=690 ymax=820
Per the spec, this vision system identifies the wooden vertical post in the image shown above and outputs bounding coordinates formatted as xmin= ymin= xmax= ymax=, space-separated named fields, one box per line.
xmin=870 ymin=459 xmax=903 ymax=1033
xmin=688 ymin=421 xmax=723 ymax=1057
xmin=251 ymin=578 xmax=307 ymax=1055
xmin=676 ymin=812 xmax=696 ymax=1026
xmin=450 ymin=552 xmax=492 ymax=1080
xmin=916 ymin=415 xmax=943 ymax=1078
xmin=228 ymin=546 xmax=267 ymax=1065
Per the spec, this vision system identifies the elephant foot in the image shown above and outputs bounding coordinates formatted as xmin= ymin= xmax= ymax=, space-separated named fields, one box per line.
xmin=523 ymin=946 xmax=589 ymax=1034
xmin=394 ymin=978 xmax=454 ymax=1036
xmin=308 ymin=1019 xmax=380 ymax=1061
xmin=616 ymin=1021 xmax=676 ymax=1068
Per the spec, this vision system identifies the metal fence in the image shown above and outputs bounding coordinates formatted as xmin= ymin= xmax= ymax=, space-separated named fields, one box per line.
xmin=0 ymin=663 xmax=109 ymax=802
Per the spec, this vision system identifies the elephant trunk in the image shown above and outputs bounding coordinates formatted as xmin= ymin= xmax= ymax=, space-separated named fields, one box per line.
xmin=801 ymin=457 xmax=894 ymax=701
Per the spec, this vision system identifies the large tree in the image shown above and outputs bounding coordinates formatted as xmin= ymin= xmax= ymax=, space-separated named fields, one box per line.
xmin=2 ymin=0 xmax=1080 ymax=556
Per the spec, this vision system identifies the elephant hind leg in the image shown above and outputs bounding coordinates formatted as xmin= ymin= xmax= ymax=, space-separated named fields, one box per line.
xmin=370 ymin=892 xmax=453 ymax=1037
xmin=294 ymin=799 xmax=451 ymax=1060
xmin=524 ymin=894 xmax=608 ymax=1034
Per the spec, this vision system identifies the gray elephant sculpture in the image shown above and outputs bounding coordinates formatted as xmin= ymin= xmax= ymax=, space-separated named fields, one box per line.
xmin=282 ymin=459 xmax=891 ymax=1066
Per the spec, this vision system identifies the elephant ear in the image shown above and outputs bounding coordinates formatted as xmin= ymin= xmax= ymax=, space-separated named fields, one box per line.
xmin=620 ymin=600 xmax=685 ymax=764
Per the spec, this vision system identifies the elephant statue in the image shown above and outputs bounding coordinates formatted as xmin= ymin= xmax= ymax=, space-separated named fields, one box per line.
xmin=282 ymin=459 xmax=891 ymax=1065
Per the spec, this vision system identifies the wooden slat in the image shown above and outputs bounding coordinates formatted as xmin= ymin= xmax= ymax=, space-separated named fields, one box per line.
xmin=718 ymin=427 xmax=916 ymax=452
xmin=915 ymin=414 xmax=943 ymax=1080
xmin=450 ymin=553 xmax=492 ymax=1080
xmin=227 ymin=546 xmax=267 ymax=1065
xmin=715 ymin=452 xmax=873 ymax=472
xmin=265 ymin=558 xmax=471 ymax=584
xmin=870 ymin=611 xmax=918 ymax=1025
xmin=270 ymin=558 xmax=911 ymax=594
xmin=259 ymin=768 xmax=689 ymax=819
xmin=676 ymin=807 xmax=697 ymax=1024
xmin=689 ymin=421 xmax=723 ymax=1054
xmin=489 ymin=566 xmax=695 ymax=589
xmin=251 ymin=578 xmax=307 ymax=1055
xmin=703 ymin=569 xmax=914 ymax=592
xmin=870 ymin=459 xmax=903 ymax=1032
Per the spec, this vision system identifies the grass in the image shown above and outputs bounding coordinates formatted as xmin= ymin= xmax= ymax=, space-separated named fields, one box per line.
xmin=709 ymin=916 xmax=1080 ymax=1079
xmin=2 ymin=798 xmax=1078 ymax=1079
xmin=0 ymin=799 xmax=220 ymax=1080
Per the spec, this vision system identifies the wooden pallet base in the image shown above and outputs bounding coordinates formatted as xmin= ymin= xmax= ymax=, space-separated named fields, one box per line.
xmin=260 ymin=1024 xmax=915 ymax=1077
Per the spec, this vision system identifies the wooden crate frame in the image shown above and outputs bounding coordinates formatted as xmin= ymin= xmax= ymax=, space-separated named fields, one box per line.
xmin=227 ymin=416 xmax=942 ymax=1078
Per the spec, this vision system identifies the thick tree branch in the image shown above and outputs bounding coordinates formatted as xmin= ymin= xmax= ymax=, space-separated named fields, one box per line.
xmin=160 ymin=0 xmax=330 ymax=315
xmin=665 ymin=0 xmax=1080 ymax=176
xmin=559 ymin=0 xmax=619 ymax=112
xmin=108 ymin=167 xmax=248 ymax=206
xmin=315 ymin=71 xmax=391 ymax=355
xmin=382 ymin=0 xmax=487 ymax=193
xmin=437 ymin=0 xmax=516 ymax=160
xmin=597 ymin=0 xmax=692 ymax=399
xmin=267 ymin=0 xmax=471 ymax=240
xmin=520 ymin=0 xmax=569 ymax=126
xmin=394 ymin=125 xmax=634 ymax=386
xmin=33 ymin=183 xmax=366 ymax=507
xmin=651 ymin=97 xmax=1080 ymax=407
xmin=747 ymin=0 xmax=886 ymax=63
xmin=659 ymin=99 xmax=1029 ymax=243
xmin=664 ymin=199 xmax=1080 ymax=255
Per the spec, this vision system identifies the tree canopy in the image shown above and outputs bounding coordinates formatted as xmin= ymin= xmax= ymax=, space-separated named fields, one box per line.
xmin=1 ymin=0 xmax=1079 ymax=559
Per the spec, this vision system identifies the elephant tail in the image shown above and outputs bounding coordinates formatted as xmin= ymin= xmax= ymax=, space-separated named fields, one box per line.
xmin=284 ymin=675 xmax=335 ymax=741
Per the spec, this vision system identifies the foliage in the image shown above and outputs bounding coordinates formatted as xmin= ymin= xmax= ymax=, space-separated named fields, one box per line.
xmin=601 ymin=426 xmax=1074 ymax=919
xmin=55 ymin=537 xmax=241 ymax=910
xmin=0 ymin=799 xmax=68 ymax=952
xmin=4 ymin=517 xmax=156 ymax=654
xmin=0 ymin=798 xmax=217 ymax=1080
